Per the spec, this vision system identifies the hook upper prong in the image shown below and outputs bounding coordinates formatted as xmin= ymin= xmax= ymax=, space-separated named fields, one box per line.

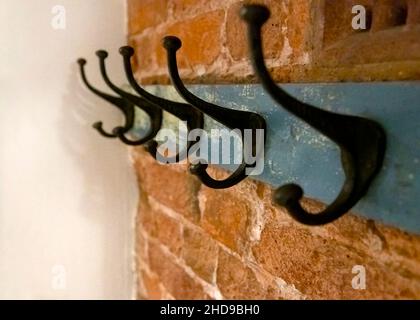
xmin=119 ymin=46 xmax=135 ymax=57
xmin=162 ymin=36 xmax=182 ymax=51
xmin=95 ymin=48 xmax=163 ymax=146
xmin=77 ymin=58 xmax=87 ymax=66
xmin=96 ymin=50 xmax=109 ymax=59
xmin=118 ymin=45 xmax=204 ymax=162
xmin=240 ymin=4 xmax=270 ymax=26
xmin=77 ymin=56 xmax=131 ymax=138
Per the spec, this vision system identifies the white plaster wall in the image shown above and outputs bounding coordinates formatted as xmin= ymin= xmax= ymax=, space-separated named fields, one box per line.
xmin=0 ymin=0 xmax=137 ymax=299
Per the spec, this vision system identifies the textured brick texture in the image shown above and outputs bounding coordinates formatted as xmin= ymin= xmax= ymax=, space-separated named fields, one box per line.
xmin=127 ymin=0 xmax=420 ymax=84
xmin=128 ymin=0 xmax=420 ymax=300
xmin=133 ymin=149 xmax=420 ymax=300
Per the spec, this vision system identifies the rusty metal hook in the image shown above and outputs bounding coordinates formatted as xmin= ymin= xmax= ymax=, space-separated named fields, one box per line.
xmin=96 ymin=50 xmax=163 ymax=146
xmin=162 ymin=36 xmax=266 ymax=189
xmin=77 ymin=58 xmax=134 ymax=138
xmin=119 ymin=46 xmax=204 ymax=162
xmin=241 ymin=4 xmax=386 ymax=225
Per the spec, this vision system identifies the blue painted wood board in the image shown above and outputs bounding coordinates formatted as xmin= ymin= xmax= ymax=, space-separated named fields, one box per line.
xmin=132 ymin=83 xmax=419 ymax=234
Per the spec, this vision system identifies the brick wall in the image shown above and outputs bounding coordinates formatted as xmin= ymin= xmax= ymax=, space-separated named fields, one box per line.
xmin=128 ymin=0 xmax=420 ymax=299
xmin=128 ymin=0 xmax=420 ymax=84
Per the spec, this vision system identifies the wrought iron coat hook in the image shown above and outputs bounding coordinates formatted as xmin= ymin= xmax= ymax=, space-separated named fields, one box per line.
xmin=95 ymin=50 xmax=163 ymax=147
xmin=77 ymin=58 xmax=134 ymax=138
xmin=118 ymin=46 xmax=204 ymax=162
xmin=162 ymin=36 xmax=267 ymax=189
xmin=241 ymin=5 xmax=386 ymax=225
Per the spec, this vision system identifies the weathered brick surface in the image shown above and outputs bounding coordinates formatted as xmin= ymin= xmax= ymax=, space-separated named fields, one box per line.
xmin=140 ymin=195 xmax=183 ymax=256
xmin=227 ymin=0 xmax=312 ymax=65
xmin=128 ymin=0 xmax=420 ymax=300
xmin=148 ymin=242 xmax=211 ymax=299
xmin=319 ymin=25 xmax=420 ymax=66
xmin=226 ymin=1 xmax=285 ymax=62
xmin=198 ymin=166 xmax=269 ymax=255
xmin=133 ymin=153 xmax=420 ymax=300
xmin=216 ymin=249 xmax=283 ymax=300
xmin=200 ymin=187 xmax=252 ymax=254
xmin=182 ymin=227 xmax=219 ymax=283
xmin=128 ymin=0 xmax=168 ymax=35
xmin=371 ymin=0 xmax=407 ymax=32
xmin=130 ymin=33 xmax=160 ymax=77
xmin=407 ymin=0 xmax=420 ymax=25
xmin=127 ymin=0 xmax=420 ymax=83
xmin=138 ymin=269 xmax=165 ymax=300
xmin=318 ymin=0 xmax=420 ymax=75
xmin=252 ymin=217 xmax=420 ymax=299
xmin=158 ymin=10 xmax=225 ymax=69
xmin=170 ymin=0 xmax=225 ymax=18
xmin=132 ymin=148 xmax=201 ymax=223
xmin=322 ymin=0 xmax=372 ymax=46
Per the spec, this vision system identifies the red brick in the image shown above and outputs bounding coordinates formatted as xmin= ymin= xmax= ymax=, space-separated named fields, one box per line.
xmin=319 ymin=27 xmax=420 ymax=66
xmin=217 ymin=249 xmax=282 ymax=299
xmin=156 ymin=10 xmax=225 ymax=69
xmin=252 ymin=217 xmax=420 ymax=299
xmin=320 ymin=0 xmax=420 ymax=68
xmin=182 ymin=227 xmax=219 ymax=283
xmin=286 ymin=0 xmax=312 ymax=62
xmin=371 ymin=0 xmax=408 ymax=32
xmin=140 ymin=197 xmax=183 ymax=256
xmin=199 ymin=167 xmax=260 ymax=254
xmin=322 ymin=0 xmax=373 ymax=46
xmin=170 ymin=0 xmax=224 ymax=17
xmin=149 ymin=242 xmax=211 ymax=299
xmin=133 ymin=148 xmax=201 ymax=223
xmin=139 ymin=270 xmax=165 ymax=300
xmin=226 ymin=0 xmax=312 ymax=64
xmin=127 ymin=0 xmax=168 ymax=35
xmin=226 ymin=1 xmax=285 ymax=62
xmin=135 ymin=192 xmax=150 ymax=266
xmin=136 ymin=228 xmax=149 ymax=267
xmin=377 ymin=225 xmax=420 ymax=269
xmin=407 ymin=0 xmax=420 ymax=25
xmin=128 ymin=0 xmax=420 ymax=84
xmin=129 ymin=33 xmax=160 ymax=75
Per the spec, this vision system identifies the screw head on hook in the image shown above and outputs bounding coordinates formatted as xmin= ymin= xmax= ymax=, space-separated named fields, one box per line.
xmin=77 ymin=58 xmax=87 ymax=66
xmin=162 ymin=36 xmax=182 ymax=52
xmin=92 ymin=121 xmax=103 ymax=130
xmin=240 ymin=4 xmax=270 ymax=26
xmin=96 ymin=50 xmax=109 ymax=59
xmin=119 ymin=46 xmax=135 ymax=57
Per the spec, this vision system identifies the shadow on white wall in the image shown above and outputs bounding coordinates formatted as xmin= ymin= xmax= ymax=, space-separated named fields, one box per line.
xmin=0 ymin=0 xmax=137 ymax=299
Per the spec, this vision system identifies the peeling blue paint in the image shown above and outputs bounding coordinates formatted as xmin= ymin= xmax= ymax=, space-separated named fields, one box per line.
xmin=132 ymin=83 xmax=420 ymax=234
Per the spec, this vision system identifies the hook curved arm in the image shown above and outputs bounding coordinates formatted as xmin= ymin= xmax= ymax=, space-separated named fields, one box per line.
xmin=96 ymin=50 xmax=163 ymax=146
xmin=162 ymin=36 xmax=267 ymax=189
xmin=118 ymin=46 xmax=204 ymax=162
xmin=241 ymin=4 xmax=386 ymax=225
xmin=77 ymin=58 xmax=133 ymax=138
